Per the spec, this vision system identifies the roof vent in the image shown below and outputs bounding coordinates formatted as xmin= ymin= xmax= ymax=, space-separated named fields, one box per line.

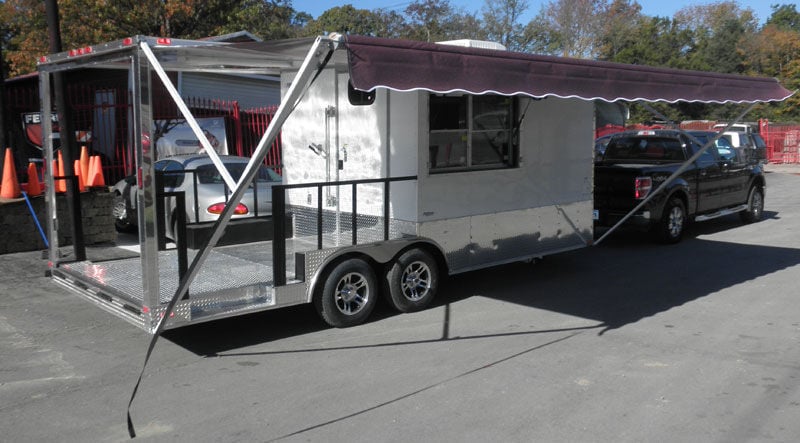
xmin=436 ymin=39 xmax=506 ymax=51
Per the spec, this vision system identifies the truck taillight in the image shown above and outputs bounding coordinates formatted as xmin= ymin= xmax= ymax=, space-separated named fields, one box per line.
xmin=635 ymin=176 xmax=652 ymax=200
xmin=208 ymin=202 xmax=248 ymax=215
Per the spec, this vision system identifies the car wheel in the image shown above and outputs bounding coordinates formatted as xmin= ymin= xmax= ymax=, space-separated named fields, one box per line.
xmin=654 ymin=197 xmax=686 ymax=244
xmin=112 ymin=192 xmax=135 ymax=232
xmin=740 ymin=185 xmax=764 ymax=223
xmin=315 ymin=258 xmax=378 ymax=328
xmin=385 ymin=249 xmax=438 ymax=313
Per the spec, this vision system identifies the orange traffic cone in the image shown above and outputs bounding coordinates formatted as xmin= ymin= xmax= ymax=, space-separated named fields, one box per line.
xmin=88 ymin=155 xmax=106 ymax=188
xmin=74 ymin=159 xmax=86 ymax=192
xmin=56 ymin=151 xmax=67 ymax=193
xmin=79 ymin=145 xmax=90 ymax=183
xmin=26 ymin=162 xmax=42 ymax=197
xmin=1 ymin=148 xmax=21 ymax=199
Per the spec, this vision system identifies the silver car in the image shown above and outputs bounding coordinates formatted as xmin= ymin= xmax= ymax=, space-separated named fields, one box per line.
xmin=112 ymin=154 xmax=282 ymax=238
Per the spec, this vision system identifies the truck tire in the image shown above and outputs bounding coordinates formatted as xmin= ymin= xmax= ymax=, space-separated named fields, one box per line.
xmin=315 ymin=258 xmax=377 ymax=328
xmin=740 ymin=185 xmax=764 ymax=223
xmin=386 ymin=249 xmax=438 ymax=312
xmin=654 ymin=197 xmax=686 ymax=244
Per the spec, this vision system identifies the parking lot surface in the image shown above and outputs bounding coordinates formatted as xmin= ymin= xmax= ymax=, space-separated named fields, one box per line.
xmin=2 ymin=169 xmax=800 ymax=442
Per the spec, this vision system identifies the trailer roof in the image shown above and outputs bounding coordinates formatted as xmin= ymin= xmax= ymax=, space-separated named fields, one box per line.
xmin=343 ymin=35 xmax=793 ymax=104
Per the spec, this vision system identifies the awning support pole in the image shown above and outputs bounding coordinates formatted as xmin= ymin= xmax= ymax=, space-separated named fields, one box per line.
xmin=594 ymin=101 xmax=758 ymax=246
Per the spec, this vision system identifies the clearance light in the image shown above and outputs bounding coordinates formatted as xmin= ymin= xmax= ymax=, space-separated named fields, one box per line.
xmin=634 ymin=176 xmax=652 ymax=200
xmin=123 ymin=37 xmax=134 ymax=46
xmin=207 ymin=202 xmax=248 ymax=215
xmin=39 ymin=56 xmax=48 ymax=63
xmin=156 ymin=38 xmax=172 ymax=45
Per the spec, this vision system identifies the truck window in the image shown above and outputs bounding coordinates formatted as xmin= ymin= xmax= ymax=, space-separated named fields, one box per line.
xmin=429 ymin=94 xmax=517 ymax=172
xmin=603 ymin=136 xmax=686 ymax=162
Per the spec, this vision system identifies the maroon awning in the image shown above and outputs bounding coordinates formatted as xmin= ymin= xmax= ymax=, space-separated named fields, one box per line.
xmin=345 ymin=35 xmax=793 ymax=104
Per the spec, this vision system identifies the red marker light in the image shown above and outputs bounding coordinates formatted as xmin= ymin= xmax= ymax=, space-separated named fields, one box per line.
xmin=156 ymin=38 xmax=172 ymax=45
xmin=123 ymin=37 xmax=134 ymax=46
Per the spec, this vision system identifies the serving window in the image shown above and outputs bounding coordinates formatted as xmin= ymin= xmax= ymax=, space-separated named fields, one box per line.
xmin=429 ymin=94 xmax=517 ymax=172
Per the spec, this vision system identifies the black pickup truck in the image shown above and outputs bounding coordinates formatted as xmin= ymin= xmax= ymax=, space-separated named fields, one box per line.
xmin=594 ymin=130 xmax=766 ymax=243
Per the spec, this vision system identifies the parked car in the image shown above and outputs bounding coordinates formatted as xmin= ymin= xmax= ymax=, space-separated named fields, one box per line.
xmin=112 ymin=154 xmax=282 ymax=238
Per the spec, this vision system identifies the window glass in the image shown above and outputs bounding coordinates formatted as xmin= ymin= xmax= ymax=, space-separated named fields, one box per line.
xmin=429 ymin=94 xmax=516 ymax=172
xmin=430 ymin=96 xmax=466 ymax=130
xmin=429 ymin=132 xmax=467 ymax=168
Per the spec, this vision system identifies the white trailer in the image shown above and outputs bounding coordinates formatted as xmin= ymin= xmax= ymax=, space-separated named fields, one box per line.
xmin=38 ymin=34 xmax=792 ymax=333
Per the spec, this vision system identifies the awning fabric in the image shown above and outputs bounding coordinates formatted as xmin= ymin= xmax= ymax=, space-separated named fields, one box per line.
xmin=345 ymin=35 xmax=793 ymax=104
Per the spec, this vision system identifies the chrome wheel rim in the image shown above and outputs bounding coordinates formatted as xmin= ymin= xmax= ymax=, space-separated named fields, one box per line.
xmin=334 ymin=272 xmax=370 ymax=315
xmin=112 ymin=196 xmax=127 ymax=221
xmin=667 ymin=206 xmax=684 ymax=238
xmin=400 ymin=261 xmax=431 ymax=301
xmin=751 ymin=190 xmax=763 ymax=218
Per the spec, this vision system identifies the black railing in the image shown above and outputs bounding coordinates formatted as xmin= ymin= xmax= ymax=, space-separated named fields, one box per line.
xmin=271 ymin=175 xmax=416 ymax=286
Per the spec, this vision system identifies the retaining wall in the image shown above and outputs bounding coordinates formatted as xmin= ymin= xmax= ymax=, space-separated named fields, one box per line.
xmin=0 ymin=190 xmax=116 ymax=254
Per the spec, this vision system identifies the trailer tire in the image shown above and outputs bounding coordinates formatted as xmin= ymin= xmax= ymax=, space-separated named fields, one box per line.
xmin=386 ymin=249 xmax=438 ymax=313
xmin=740 ymin=185 xmax=764 ymax=224
xmin=315 ymin=258 xmax=378 ymax=328
xmin=654 ymin=197 xmax=686 ymax=244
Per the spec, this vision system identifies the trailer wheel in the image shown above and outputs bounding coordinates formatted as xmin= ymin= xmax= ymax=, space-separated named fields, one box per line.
xmin=315 ymin=258 xmax=378 ymax=328
xmin=740 ymin=185 xmax=764 ymax=223
xmin=386 ymin=249 xmax=438 ymax=312
xmin=654 ymin=197 xmax=686 ymax=244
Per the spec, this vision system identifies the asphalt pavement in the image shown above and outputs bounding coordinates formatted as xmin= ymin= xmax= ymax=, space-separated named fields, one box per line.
xmin=2 ymin=169 xmax=800 ymax=442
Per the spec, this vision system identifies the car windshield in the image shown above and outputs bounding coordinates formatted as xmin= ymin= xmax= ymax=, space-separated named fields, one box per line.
xmin=603 ymin=136 xmax=686 ymax=161
xmin=195 ymin=163 xmax=281 ymax=184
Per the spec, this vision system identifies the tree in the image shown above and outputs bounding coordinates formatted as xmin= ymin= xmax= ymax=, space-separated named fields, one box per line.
xmin=524 ymin=0 xmax=608 ymax=58
xmin=402 ymin=0 xmax=451 ymax=42
xmin=225 ymin=0 xmax=304 ymax=40
xmin=766 ymin=4 xmax=800 ymax=32
xmin=0 ymin=0 xmax=290 ymax=77
xmin=673 ymin=1 xmax=758 ymax=73
xmin=481 ymin=0 xmax=530 ymax=51
xmin=596 ymin=0 xmax=643 ymax=61
xmin=302 ymin=4 xmax=391 ymax=37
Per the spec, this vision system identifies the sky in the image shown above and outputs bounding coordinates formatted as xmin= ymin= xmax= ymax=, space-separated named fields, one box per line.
xmin=291 ymin=0 xmax=781 ymax=25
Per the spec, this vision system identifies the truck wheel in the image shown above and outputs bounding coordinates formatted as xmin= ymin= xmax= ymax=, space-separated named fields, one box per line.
xmin=386 ymin=249 xmax=438 ymax=312
xmin=740 ymin=185 xmax=764 ymax=223
xmin=315 ymin=258 xmax=377 ymax=328
xmin=654 ymin=197 xmax=686 ymax=244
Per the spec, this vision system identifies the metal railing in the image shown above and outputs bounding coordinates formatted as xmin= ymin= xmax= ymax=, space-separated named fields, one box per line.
xmin=271 ymin=175 xmax=417 ymax=286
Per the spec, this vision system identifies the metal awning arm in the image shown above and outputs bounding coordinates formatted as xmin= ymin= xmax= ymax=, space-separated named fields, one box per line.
xmin=139 ymin=41 xmax=237 ymax=189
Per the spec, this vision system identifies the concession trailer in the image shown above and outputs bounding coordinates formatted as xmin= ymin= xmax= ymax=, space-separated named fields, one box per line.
xmin=37 ymin=34 xmax=792 ymax=333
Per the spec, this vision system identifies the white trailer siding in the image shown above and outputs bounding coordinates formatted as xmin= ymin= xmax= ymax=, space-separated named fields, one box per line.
xmin=417 ymin=98 xmax=595 ymax=271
